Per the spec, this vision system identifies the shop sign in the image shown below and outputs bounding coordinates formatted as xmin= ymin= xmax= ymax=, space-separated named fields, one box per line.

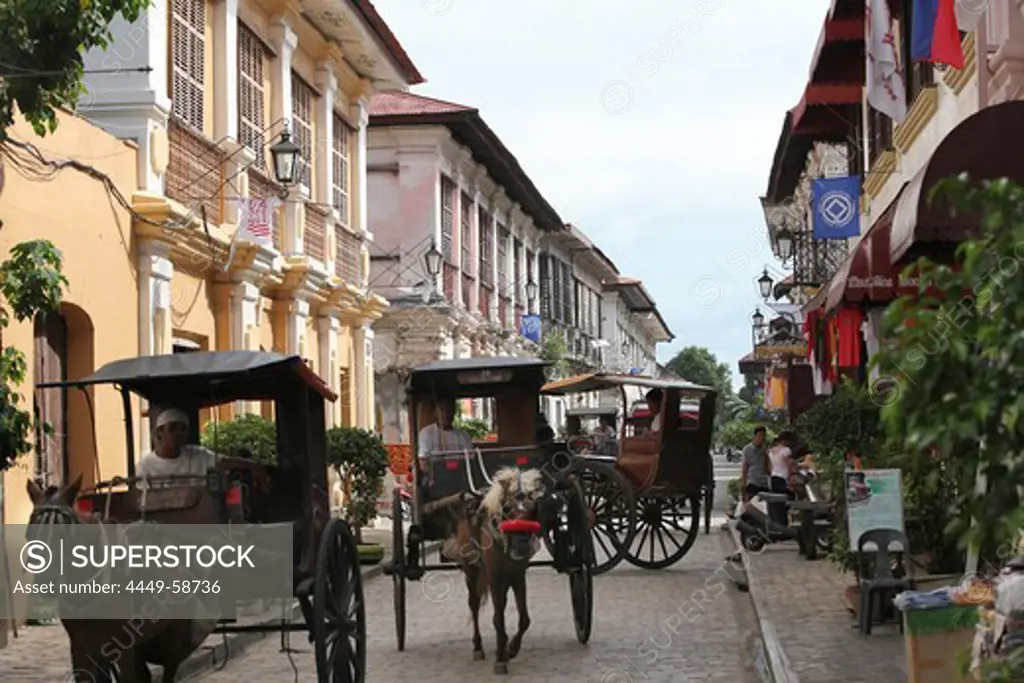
xmin=846 ymin=468 xmax=904 ymax=550
xmin=753 ymin=344 xmax=807 ymax=359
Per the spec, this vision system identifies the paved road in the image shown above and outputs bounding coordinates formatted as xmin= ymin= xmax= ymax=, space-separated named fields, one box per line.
xmin=193 ymin=530 xmax=765 ymax=683
xmin=712 ymin=452 xmax=742 ymax=517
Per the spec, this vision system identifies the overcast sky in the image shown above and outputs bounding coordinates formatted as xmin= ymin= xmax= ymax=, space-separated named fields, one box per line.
xmin=373 ymin=1 xmax=827 ymax=390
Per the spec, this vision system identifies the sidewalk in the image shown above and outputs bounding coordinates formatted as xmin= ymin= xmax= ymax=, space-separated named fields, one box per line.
xmin=0 ymin=521 xmax=428 ymax=682
xmin=739 ymin=538 xmax=907 ymax=682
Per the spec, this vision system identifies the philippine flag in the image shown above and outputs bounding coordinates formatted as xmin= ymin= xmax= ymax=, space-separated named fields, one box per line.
xmin=911 ymin=0 xmax=965 ymax=68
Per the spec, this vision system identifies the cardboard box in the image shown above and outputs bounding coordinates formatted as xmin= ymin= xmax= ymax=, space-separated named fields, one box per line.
xmin=904 ymin=606 xmax=979 ymax=683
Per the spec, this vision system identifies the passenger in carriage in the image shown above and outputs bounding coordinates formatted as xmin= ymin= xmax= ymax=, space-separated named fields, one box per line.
xmin=417 ymin=396 xmax=474 ymax=500
xmin=645 ymin=388 xmax=664 ymax=433
xmin=137 ymin=408 xmax=271 ymax=491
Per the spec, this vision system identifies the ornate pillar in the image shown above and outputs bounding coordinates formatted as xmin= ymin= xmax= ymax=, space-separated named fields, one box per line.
xmin=212 ymin=0 xmax=239 ymax=142
xmin=269 ymin=19 xmax=299 ymax=253
xmin=354 ymin=97 xmax=371 ymax=238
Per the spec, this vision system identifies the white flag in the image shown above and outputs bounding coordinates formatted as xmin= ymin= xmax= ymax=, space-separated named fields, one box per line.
xmin=866 ymin=0 xmax=907 ymax=124
xmin=224 ymin=197 xmax=278 ymax=270
xmin=236 ymin=197 xmax=277 ymax=246
xmin=955 ymin=1 xmax=986 ymax=31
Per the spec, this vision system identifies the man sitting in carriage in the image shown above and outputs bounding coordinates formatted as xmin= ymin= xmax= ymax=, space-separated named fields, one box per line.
xmin=138 ymin=407 xmax=272 ymax=496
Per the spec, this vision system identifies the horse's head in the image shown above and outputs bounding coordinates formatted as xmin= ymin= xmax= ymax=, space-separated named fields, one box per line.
xmin=482 ymin=468 xmax=545 ymax=561
xmin=26 ymin=475 xmax=84 ymax=527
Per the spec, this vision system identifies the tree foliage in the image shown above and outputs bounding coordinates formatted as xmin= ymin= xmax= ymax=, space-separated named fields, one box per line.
xmin=200 ymin=413 xmax=277 ymax=465
xmin=0 ymin=0 xmax=152 ymax=137
xmin=666 ymin=346 xmax=734 ymax=435
xmin=539 ymin=329 xmax=570 ymax=380
xmin=872 ymin=176 xmax=1024 ymax=560
xmin=325 ymin=426 xmax=389 ymax=543
xmin=0 ymin=240 xmax=67 ymax=470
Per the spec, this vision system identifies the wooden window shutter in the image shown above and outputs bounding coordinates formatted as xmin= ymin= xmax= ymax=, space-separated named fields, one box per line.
xmin=171 ymin=0 xmax=205 ymax=130
xmin=291 ymin=73 xmax=314 ymax=187
xmin=238 ymin=23 xmax=266 ymax=168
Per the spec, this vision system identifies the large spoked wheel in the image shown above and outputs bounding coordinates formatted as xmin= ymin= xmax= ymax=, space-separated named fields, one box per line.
xmin=566 ymin=480 xmax=594 ymax=644
xmin=313 ymin=518 xmax=366 ymax=683
xmin=567 ymin=459 xmax=636 ymax=575
xmin=624 ymin=492 xmax=701 ymax=570
xmin=391 ymin=486 xmax=406 ymax=652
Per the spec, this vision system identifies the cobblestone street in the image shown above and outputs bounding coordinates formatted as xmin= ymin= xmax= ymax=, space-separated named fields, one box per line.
xmin=195 ymin=529 xmax=764 ymax=683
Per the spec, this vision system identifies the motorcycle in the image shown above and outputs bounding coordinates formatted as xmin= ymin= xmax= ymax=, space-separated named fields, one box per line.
xmin=734 ymin=466 xmax=833 ymax=554
xmin=725 ymin=448 xmax=742 ymax=463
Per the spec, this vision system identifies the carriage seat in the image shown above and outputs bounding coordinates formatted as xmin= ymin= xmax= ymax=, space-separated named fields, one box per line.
xmin=616 ymin=434 xmax=659 ymax=491
xmin=78 ymin=485 xmax=222 ymax=524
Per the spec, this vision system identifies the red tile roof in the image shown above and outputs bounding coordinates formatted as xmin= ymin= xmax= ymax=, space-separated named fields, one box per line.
xmin=368 ymin=91 xmax=474 ymax=117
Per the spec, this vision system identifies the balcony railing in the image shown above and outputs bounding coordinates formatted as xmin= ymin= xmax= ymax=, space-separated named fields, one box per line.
xmin=248 ymin=168 xmax=283 ymax=251
xmin=167 ymin=119 xmax=225 ymax=226
xmin=304 ymin=204 xmax=328 ymax=264
xmin=461 ymin=274 xmax=473 ymax=309
xmin=335 ymin=226 xmax=361 ymax=284
xmin=443 ymin=263 xmax=458 ymax=302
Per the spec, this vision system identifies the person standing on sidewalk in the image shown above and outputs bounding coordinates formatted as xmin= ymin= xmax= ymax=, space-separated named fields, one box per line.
xmin=740 ymin=426 xmax=770 ymax=502
xmin=767 ymin=431 xmax=797 ymax=526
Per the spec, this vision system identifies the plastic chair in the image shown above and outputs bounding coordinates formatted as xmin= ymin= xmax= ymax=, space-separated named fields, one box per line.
xmin=856 ymin=528 xmax=914 ymax=635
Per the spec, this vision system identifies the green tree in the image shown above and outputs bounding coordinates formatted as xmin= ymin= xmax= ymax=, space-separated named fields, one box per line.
xmin=0 ymin=241 xmax=67 ymax=470
xmin=0 ymin=0 xmax=153 ymax=137
xmin=539 ymin=329 xmax=570 ymax=380
xmin=200 ymin=413 xmax=277 ymax=465
xmin=737 ymin=374 xmax=761 ymax=405
xmin=872 ymin=176 xmax=1024 ymax=562
xmin=666 ymin=346 xmax=734 ymax=434
xmin=326 ymin=427 xmax=389 ymax=544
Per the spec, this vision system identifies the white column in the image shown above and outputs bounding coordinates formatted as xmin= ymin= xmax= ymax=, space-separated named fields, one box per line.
xmin=315 ymin=64 xmax=336 ymax=206
xmin=285 ymin=298 xmax=310 ymax=356
xmin=470 ymin=188 xmax=481 ymax=313
xmin=354 ymin=322 xmax=374 ymax=429
xmin=489 ymin=208 xmax=498 ymax=322
xmin=137 ymin=241 xmax=173 ymax=454
xmin=318 ymin=313 xmax=341 ymax=427
xmin=81 ymin=0 xmax=171 ymax=192
xmin=452 ymin=171 xmax=463 ymax=307
xmin=354 ymin=97 xmax=371 ymax=239
xmin=230 ymin=279 xmax=260 ymax=412
xmin=212 ymin=0 xmax=239 ymax=141
xmin=529 ymin=241 xmax=540 ymax=315
xmin=269 ymin=19 xmax=299 ymax=254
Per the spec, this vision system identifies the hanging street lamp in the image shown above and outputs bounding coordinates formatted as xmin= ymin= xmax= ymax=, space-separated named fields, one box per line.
xmin=269 ymin=126 xmax=301 ymax=187
xmin=757 ymin=268 xmax=773 ymax=300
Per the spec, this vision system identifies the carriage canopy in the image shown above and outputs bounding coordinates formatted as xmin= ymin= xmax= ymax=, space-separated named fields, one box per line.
xmin=541 ymin=372 xmax=714 ymax=396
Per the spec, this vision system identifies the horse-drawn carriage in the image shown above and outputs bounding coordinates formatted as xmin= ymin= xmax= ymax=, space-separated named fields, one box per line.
xmin=542 ymin=373 xmax=718 ymax=570
xmin=34 ymin=351 xmax=364 ymax=683
xmin=384 ymin=357 xmax=619 ymax=671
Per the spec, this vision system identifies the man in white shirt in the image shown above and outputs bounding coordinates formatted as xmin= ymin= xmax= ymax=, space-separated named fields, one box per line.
xmin=417 ymin=397 xmax=474 ymax=461
xmin=137 ymin=408 xmax=221 ymax=486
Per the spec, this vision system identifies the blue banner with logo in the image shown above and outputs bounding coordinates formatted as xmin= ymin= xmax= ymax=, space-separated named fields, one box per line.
xmin=811 ymin=176 xmax=860 ymax=239
xmin=520 ymin=314 xmax=541 ymax=343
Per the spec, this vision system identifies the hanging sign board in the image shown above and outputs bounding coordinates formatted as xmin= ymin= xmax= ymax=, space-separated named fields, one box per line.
xmin=846 ymin=468 xmax=904 ymax=549
xmin=754 ymin=344 xmax=807 ymax=359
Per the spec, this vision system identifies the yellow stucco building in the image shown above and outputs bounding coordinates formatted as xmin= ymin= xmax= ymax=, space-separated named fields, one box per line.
xmin=0 ymin=0 xmax=423 ymax=524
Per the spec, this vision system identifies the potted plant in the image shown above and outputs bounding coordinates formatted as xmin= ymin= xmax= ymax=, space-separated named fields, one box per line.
xmin=326 ymin=426 xmax=390 ymax=565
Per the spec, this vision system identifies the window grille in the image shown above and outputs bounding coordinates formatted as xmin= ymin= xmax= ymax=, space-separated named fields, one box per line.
xmin=291 ymin=73 xmax=314 ymax=187
xmin=332 ymin=114 xmax=351 ymax=222
xmin=171 ymin=0 xmax=205 ymax=130
xmin=238 ymin=24 xmax=265 ymax=168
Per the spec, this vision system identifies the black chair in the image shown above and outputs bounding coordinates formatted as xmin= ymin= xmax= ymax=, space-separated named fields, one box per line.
xmin=856 ymin=528 xmax=914 ymax=635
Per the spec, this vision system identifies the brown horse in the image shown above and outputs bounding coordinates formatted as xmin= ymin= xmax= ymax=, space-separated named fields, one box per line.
xmin=26 ymin=476 xmax=212 ymax=682
xmin=447 ymin=467 xmax=545 ymax=674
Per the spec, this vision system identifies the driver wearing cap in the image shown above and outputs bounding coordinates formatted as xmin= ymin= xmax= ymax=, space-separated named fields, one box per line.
xmin=137 ymin=408 xmax=222 ymax=486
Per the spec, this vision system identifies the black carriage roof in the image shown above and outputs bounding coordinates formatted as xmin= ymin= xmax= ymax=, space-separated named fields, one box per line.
xmin=407 ymin=356 xmax=550 ymax=397
xmin=36 ymin=351 xmax=337 ymax=403
xmin=566 ymin=406 xmax=618 ymax=417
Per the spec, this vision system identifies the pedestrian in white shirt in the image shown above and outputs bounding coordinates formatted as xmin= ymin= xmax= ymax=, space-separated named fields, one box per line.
xmin=766 ymin=431 xmax=797 ymax=526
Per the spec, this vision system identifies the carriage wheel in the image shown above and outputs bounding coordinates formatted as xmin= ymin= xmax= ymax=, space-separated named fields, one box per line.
xmin=567 ymin=460 xmax=636 ymax=575
xmin=566 ymin=480 xmax=594 ymax=644
xmin=313 ymin=518 xmax=366 ymax=683
xmin=391 ymin=486 xmax=407 ymax=652
xmin=624 ymin=493 xmax=700 ymax=570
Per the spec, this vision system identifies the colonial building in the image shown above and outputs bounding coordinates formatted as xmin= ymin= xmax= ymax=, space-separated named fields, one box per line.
xmin=759 ymin=1 xmax=1024 ymax=415
xmin=365 ymin=92 xmax=673 ymax=441
xmin=366 ymin=91 xmax=557 ymax=444
xmin=75 ymin=0 xmax=422 ymax=450
xmin=1 ymin=112 xmax=141 ymax=525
